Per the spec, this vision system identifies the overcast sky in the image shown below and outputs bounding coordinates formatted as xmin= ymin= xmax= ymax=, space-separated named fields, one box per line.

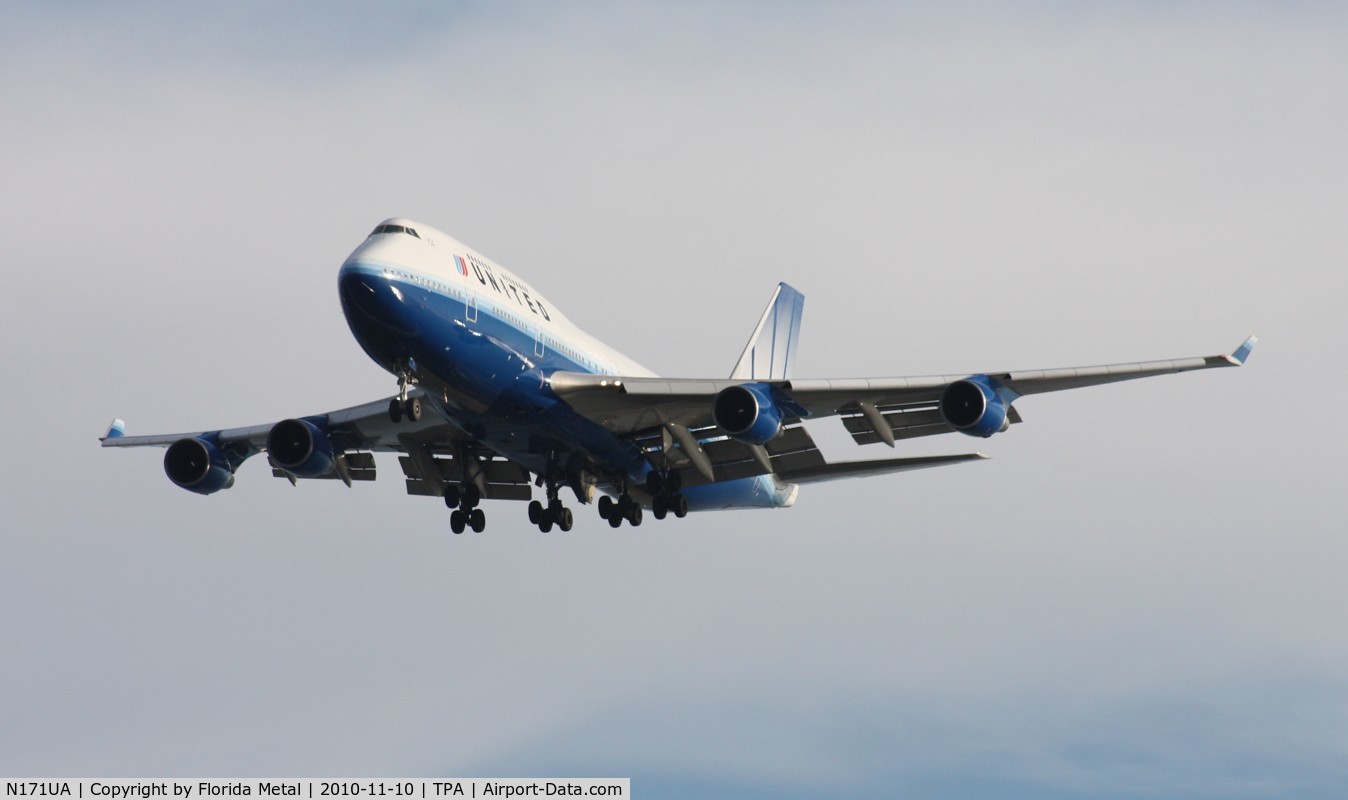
xmin=2 ymin=2 xmax=1345 ymax=798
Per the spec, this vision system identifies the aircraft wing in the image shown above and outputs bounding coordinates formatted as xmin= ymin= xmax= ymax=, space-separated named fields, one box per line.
xmin=548 ymin=335 xmax=1258 ymax=449
xmin=100 ymin=392 xmax=441 ymax=453
xmin=100 ymin=389 xmax=534 ymax=500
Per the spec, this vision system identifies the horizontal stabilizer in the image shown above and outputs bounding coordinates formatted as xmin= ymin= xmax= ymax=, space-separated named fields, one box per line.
xmin=778 ymin=453 xmax=988 ymax=484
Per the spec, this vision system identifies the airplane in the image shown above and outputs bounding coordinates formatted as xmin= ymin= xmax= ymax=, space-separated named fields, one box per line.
xmin=101 ymin=218 xmax=1257 ymax=534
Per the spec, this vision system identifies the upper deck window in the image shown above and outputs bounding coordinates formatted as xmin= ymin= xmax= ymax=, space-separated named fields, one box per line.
xmin=369 ymin=224 xmax=421 ymax=239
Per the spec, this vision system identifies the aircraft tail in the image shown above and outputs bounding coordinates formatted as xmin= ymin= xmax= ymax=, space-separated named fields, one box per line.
xmin=729 ymin=283 xmax=804 ymax=381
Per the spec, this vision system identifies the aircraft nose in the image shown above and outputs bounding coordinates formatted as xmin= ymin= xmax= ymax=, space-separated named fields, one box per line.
xmin=339 ymin=267 xmax=418 ymax=336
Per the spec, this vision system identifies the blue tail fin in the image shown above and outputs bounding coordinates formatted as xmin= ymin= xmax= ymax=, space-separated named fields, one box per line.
xmin=729 ymin=283 xmax=804 ymax=380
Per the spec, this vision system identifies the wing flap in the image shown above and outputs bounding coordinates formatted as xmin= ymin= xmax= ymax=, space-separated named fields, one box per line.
xmin=397 ymin=452 xmax=534 ymax=502
xmin=403 ymin=477 xmax=532 ymax=501
xmin=841 ymin=405 xmax=1023 ymax=445
xmin=269 ymin=452 xmax=377 ymax=482
xmin=627 ymin=422 xmax=826 ymax=489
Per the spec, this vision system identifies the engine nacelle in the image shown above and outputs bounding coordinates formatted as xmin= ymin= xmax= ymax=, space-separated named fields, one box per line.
xmin=939 ymin=376 xmax=1012 ymax=438
xmin=266 ymin=418 xmax=336 ymax=478
xmin=164 ymin=437 xmax=236 ymax=495
xmin=713 ymin=382 xmax=784 ymax=445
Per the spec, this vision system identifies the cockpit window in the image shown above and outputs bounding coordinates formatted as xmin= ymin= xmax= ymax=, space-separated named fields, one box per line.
xmin=369 ymin=224 xmax=421 ymax=239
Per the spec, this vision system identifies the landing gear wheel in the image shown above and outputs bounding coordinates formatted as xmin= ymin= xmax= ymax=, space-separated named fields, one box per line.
xmin=558 ymin=507 xmax=574 ymax=531
xmin=388 ymin=398 xmax=403 ymax=423
xmin=450 ymin=510 xmax=466 ymax=534
xmin=618 ymin=493 xmax=634 ymax=518
xmin=667 ymin=470 xmax=682 ymax=493
xmin=673 ymin=493 xmax=688 ymax=518
xmin=597 ymin=495 xmax=614 ymax=521
xmin=528 ymin=500 xmax=544 ymax=525
xmin=628 ymin=505 xmax=643 ymax=527
xmin=540 ymin=519 xmax=553 ymax=533
xmin=443 ymin=485 xmax=461 ymax=509
xmin=461 ymin=484 xmax=481 ymax=509
xmin=645 ymin=472 xmax=665 ymax=496
xmin=404 ymin=397 xmax=422 ymax=422
xmin=469 ymin=508 xmax=486 ymax=533
xmin=652 ymin=495 xmax=668 ymax=520
xmin=608 ymin=512 xmax=623 ymax=528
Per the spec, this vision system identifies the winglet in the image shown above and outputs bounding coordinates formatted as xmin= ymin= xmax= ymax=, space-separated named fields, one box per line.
xmin=102 ymin=418 xmax=126 ymax=441
xmin=1229 ymin=335 xmax=1258 ymax=366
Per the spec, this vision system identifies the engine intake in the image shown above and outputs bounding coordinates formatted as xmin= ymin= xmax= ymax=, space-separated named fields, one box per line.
xmin=940 ymin=376 xmax=1011 ymax=438
xmin=267 ymin=418 xmax=336 ymax=478
xmin=713 ymin=383 xmax=784 ymax=445
xmin=164 ymin=437 xmax=236 ymax=495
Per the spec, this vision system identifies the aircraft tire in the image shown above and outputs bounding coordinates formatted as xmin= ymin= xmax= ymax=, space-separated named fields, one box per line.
xmin=405 ymin=397 xmax=422 ymax=422
xmin=608 ymin=513 xmax=622 ymax=528
xmin=388 ymin=398 xmax=402 ymax=423
xmin=463 ymin=484 xmax=481 ymax=509
xmin=628 ymin=505 xmax=643 ymax=527
xmin=559 ymin=508 xmax=573 ymax=531
xmin=652 ymin=495 xmax=668 ymax=519
xmin=674 ymin=494 xmax=688 ymax=518
xmin=528 ymin=500 xmax=544 ymax=524
xmin=470 ymin=508 xmax=486 ymax=532
xmin=450 ymin=510 xmax=466 ymax=534
xmin=443 ymin=485 xmax=460 ymax=509
xmin=539 ymin=518 xmax=553 ymax=533
xmin=598 ymin=495 xmax=614 ymax=520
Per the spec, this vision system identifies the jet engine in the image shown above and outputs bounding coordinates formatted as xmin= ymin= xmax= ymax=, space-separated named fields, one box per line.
xmin=939 ymin=376 xmax=1012 ymax=438
xmin=164 ymin=437 xmax=236 ymax=495
xmin=266 ymin=418 xmax=337 ymax=478
xmin=713 ymin=382 xmax=785 ymax=445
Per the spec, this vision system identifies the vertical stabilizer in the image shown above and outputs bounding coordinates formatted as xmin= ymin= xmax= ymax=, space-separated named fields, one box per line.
xmin=729 ymin=283 xmax=805 ymax=380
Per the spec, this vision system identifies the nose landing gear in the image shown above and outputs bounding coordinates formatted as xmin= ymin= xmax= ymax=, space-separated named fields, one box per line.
xmin=387 ymin=363 xmax=422 ymax=423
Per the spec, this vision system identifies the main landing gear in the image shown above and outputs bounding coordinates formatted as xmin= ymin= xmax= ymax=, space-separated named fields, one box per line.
xmin=595 ymin=471 xmax=689 ymax=528
xmin=597 ymin=493 xmax=642 ymax=528
xmin=529 ymin=481 xmax=574 ymax=532
xmin=645 ymin=470 xmax=688 ymax=521
xmin=387 ymin=364 xmax=422 ymax=423
xmin=443 ymin=483 xmax=486 ymax=534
